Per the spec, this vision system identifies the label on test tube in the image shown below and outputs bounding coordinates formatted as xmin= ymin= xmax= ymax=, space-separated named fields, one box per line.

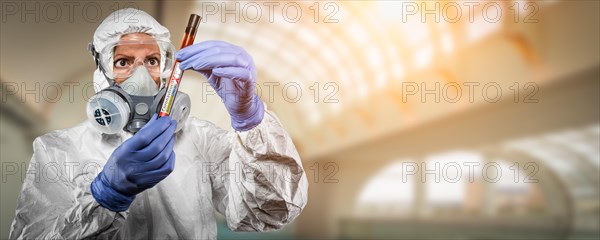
xmin=159 ymin=62 xmax=183 ymax=116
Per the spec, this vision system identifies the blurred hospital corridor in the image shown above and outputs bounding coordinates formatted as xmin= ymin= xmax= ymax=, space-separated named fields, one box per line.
xmin=1 ymin=0 xmax=599 ymax=239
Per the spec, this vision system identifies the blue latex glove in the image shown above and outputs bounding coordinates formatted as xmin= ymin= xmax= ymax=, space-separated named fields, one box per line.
xmin=91 ymin=114 xmax=177 ymax=212
xmin=176 ymin=40 xmax=264 ymax=131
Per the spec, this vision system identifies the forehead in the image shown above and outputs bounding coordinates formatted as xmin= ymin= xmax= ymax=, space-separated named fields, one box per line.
xmin=114 ymin=33 xmax=160 ymax=55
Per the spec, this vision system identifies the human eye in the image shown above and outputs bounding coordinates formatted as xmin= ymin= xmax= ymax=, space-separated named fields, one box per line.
xmin=146 ymin=57 xmax=160 ymax=67
xmin=114 ymin=58 xmax=130 ymax=68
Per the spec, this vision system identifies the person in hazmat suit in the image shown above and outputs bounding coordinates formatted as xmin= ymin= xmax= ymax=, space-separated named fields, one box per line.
xmin=9 ymin=8 xmax=308 ymax=239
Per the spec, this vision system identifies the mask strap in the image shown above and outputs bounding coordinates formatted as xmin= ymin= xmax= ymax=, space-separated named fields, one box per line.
xmin=88 ymin=42 xmax=117 ymax=86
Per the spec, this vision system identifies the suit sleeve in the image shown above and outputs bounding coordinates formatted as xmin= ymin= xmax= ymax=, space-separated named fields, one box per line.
xmin=192 ymin=108 xmax=308 ymax=232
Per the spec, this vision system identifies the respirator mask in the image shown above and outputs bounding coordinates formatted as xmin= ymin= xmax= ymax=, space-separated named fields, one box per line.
xmin=86 ymin=34 xmax=191 ymax=134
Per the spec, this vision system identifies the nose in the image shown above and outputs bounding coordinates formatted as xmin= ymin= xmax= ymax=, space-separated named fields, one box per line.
xmin=132 ymin=59 xmax=145 ymax=67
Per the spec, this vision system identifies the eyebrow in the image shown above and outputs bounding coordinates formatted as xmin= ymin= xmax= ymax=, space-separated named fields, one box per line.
xmin=113 ymin=52 xmax=161 ymax=59
xmin=147 ymin=52 xmax=161 ymax=58
xmin=113 ymin=54 xmax=133 ymax=59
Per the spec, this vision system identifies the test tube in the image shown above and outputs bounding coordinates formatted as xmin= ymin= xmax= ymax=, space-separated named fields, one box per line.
xmin=159 ymin=14 xmax=201 ymax=117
